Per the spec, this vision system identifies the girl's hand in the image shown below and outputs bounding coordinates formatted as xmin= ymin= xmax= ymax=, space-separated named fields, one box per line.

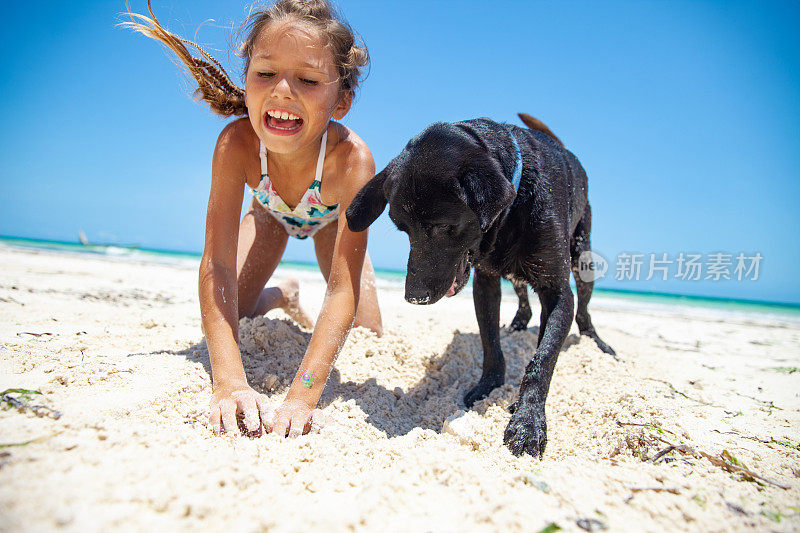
xmin=209 ymin=381 xmax=275 ymax=436
xmin=270 ymin=395 xmax=326 ymax=438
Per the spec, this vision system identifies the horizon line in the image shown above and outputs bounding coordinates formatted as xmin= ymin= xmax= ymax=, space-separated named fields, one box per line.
xmin=2 ymin=233 xmax=798 ymax=311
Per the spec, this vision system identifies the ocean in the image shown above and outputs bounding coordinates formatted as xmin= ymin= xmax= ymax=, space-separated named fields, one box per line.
xmin=2 ymin=235 xmax=799 ymax=319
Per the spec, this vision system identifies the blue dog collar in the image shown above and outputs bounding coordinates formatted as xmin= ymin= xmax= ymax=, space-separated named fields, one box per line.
xmin=509 ymin=130 xmax=523 ymax=191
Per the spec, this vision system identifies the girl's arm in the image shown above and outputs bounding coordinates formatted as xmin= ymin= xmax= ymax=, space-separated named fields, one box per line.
xmin=270 ymin=144 xmax=376 ymax=438
xmin=199 ymin=119 xmax=272 ymax=435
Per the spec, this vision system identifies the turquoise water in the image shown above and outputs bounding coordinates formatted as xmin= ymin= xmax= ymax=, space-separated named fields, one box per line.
xmin=2 ymin=235 xmax=799 ymax=317
xmin=591 ymin=287 xmax=800 ymax=316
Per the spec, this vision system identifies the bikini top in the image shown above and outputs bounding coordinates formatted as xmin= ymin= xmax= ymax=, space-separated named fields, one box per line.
xmin=250 ymin=130 xmax=340 ymax=239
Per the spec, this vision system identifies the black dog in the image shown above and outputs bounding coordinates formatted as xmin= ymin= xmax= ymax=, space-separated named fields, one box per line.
xmin=346 ymin=114 xmax=615 ymax=457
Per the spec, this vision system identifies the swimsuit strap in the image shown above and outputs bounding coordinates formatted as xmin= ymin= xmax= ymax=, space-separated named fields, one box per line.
xmin=258 ymin=129 xmax=328 ymax=181
xmin=259 ymin=141 xmax=268 ymax=176
xmin=315 ymin=130 xmax=328 ymax=181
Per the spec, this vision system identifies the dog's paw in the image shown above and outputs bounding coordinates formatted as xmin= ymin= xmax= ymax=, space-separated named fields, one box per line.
xmin=508 ymin=316 xmax=529 ymax=332
xmin=508 ymin=307 xmax=532 ymax=332
xmin=596 ymin=339 xmax=617 ymax=358
xmin=464 ymin=375 xmax=503 ymax=408
xmin=503 ymin=403 xmax=547 ymax=457
xmin=584 ymin=332 xmax=617 ymax=359
xmin=579 ymin=329 xmax=617 ymax=359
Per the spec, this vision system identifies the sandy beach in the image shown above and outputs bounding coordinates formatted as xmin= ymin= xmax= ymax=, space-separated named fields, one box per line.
xmin=1 ymin=243 xmax=798 ymax=532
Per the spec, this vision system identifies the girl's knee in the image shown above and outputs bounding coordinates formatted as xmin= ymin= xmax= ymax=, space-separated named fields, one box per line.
xmin=238 ymin=300 xmax=256 ymax=319
xmin=238 ymin=287 xmax=268 ymax=318
xmin=356 ymin=321 xmax=383 ymax=337
xmin=354 ymin=312 xmax=383 ymax=337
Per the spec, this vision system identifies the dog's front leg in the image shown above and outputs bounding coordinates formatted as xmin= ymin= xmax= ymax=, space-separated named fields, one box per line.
xmin=464 ymin=269 xmax=505 ymax=407
xmin=504 ymin=285 xmax=574 ymax=457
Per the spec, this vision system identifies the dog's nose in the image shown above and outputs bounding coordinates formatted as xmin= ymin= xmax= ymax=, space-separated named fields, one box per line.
xmin=405 ymin=288 xmax=431 ymax=305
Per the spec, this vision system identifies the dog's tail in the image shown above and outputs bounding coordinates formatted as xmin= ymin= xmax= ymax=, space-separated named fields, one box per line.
xmin=517 ymin=113 xmax=563 ymax=147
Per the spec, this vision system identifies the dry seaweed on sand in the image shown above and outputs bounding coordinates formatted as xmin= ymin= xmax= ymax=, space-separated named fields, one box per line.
xmin=536 ymin=523 xmax=561 ymax=533
xmin=0 ymin=436 xmax=49 ymax=449
xmin=1 ymin=388 xmax=62 ymax=419
xmin=616 ymin=419 xmax=678 ymax=437
xmin=650 ymin=439 xmax=792 ymax=490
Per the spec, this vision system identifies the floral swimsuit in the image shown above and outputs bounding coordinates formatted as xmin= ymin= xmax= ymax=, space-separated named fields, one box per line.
xmin=250 ymin=130 xmax=339 ymax=239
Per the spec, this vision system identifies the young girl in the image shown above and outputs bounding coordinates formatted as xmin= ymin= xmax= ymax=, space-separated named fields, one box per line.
xmin=126 ymin=0 xmax=382 ymax=438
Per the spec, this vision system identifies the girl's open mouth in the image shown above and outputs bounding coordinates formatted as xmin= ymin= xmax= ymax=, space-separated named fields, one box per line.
xmin=264 ymin=109 xmax=303 ymax=135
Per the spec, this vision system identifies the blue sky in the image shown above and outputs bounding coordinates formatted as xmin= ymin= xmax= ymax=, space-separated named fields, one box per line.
xmin=1 ymin=1 xmax=798 ymax=303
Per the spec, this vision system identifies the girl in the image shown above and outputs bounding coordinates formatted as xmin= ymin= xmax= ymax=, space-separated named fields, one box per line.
xmin=125 ymin=0 xmax=382 ymax=438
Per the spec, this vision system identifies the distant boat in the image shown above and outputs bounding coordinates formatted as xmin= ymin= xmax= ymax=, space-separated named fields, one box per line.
xmin=78 ymin=230 xmax=89 ymax=246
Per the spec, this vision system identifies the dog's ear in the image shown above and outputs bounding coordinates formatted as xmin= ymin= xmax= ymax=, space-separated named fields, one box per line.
xmin=457 ymin=166 xmax=516 ymax=232
xmin=346 ymin=168 xmax=390 ymax=232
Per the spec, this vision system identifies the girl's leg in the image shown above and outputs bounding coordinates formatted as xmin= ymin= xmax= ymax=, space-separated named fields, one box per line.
xmin=312 ymin=221 xmax=383 ymax=336
xmin=237 ymin=199 xmax=314 ymax=328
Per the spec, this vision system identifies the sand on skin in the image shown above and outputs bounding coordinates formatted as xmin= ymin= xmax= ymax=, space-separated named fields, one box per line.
xmin=0 ymin=244 xmax=799 ymax=532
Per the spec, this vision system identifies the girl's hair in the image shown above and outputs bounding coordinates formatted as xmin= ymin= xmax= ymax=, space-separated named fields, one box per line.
xmin=122 ymin=0 xmax=369 ymax=117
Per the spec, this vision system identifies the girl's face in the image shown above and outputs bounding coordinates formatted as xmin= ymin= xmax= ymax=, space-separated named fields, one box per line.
xmin=245 ymin=20 xmax=351 ymax=154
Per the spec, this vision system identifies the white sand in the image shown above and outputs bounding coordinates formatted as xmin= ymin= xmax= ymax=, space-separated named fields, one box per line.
xmin=1 ymin=244 xmax=798 ymax=532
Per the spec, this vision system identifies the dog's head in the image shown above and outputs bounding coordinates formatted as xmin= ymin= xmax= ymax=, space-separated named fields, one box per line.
xmin=346 ymin=121 xmax=516 ymax=304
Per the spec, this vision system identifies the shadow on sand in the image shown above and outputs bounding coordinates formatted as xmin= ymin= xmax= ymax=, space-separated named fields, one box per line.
xmin=171 ymin=318 xmax=581 ymax=438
